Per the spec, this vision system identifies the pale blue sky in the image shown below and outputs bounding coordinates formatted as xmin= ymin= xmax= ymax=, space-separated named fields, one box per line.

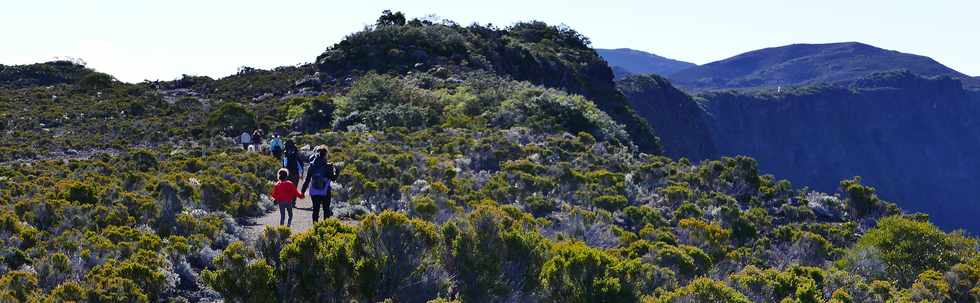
xmin=2 ymin=0 xmax=977 ymax=82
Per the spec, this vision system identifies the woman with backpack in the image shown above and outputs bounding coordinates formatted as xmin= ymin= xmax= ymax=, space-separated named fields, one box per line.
xmin=302 ymin=145 xmax=339 ymax=222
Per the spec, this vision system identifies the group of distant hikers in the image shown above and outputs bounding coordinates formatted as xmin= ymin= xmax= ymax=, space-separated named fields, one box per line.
xmin=240 ymin=129 xmax=339 ymax=227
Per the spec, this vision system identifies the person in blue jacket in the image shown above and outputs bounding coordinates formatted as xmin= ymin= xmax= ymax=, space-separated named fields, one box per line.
xmin=269 ymin=134 xmax=284 ymax=159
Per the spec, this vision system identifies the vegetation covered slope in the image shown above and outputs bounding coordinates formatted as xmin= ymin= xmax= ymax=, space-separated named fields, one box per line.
xmin=596 ymin=48 xmax=697 ymax=78
xmin=315 ymin=13 xmax=663 ymax=154
xmin=669 ymin=42 xmax=980 ymax=91
xmin=2 ymin=12 xmax=980 ymax=303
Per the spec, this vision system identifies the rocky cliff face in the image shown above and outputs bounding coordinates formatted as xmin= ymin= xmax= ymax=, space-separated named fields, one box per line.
xmin=617 ymin=75 xmax=717 ymax=161
xmin=624 ymin=71 xmax=980 ymax=231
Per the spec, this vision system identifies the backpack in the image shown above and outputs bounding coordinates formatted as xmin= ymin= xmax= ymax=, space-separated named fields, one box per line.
xmin=311 ymin=173 xmax=327 ymax=190
xmin=309 ymin=160 xmax=334 ymax=190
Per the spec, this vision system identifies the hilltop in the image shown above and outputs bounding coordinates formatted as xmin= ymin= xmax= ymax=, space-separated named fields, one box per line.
xmin=0 ymin=61 xmax=98 ymax=89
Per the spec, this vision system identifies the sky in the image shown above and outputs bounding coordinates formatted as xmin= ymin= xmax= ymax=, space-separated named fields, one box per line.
xmin=2 ymin=0 xmax=977 ymax=83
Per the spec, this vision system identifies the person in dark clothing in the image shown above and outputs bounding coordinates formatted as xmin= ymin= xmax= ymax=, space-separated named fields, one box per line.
xmin=252 ymin=129 xmax=264 ymax=146
xmin=250 ymin=129 xmax=264 ymax=153
xmin=302 ymin=145 xmax=339 ymax=222
xmin=282 ymin=140 xmax=303 ymax=185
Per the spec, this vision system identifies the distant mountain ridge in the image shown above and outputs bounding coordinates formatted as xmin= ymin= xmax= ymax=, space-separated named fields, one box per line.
xmin=667 ymin=42 xmax=979 ymax=91
xmin=597 ymin=48 xmax=696 ymax=78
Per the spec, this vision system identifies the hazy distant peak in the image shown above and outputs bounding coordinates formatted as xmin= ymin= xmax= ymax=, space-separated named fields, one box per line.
xmin=597 ymin=48 xmax=696 ymax=78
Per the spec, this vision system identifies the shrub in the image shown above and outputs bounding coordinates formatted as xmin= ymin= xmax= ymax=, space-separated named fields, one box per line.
xmin=255 ymin=226 xmax=291 ymax=270
xmin=906 ymin=270 xmax=950 ymax=302
xmin=539 ymin=241 xmax=638 ymax=303
xmin=673 ymin=203 xmax=702 ymax=221
xmin=843 ymin=216 xmax=976 ymax=287
xmin=128 ymin=148 xmax=159 ymax=172
xmin=526 ymin=194 xmax=557 ymax=217
xmin=202 ymin=242 xmax=277 ymax=303
xmin=353 ymin=211 xmax=444 ymax=302
xmin=622 ymin=206 xmax=666 ymax=232
xmin=278 ymin=219 xmax=357 ymax=302
xmin=89 ymin=276 xmax=150 ymax=303
xmin=77 ymin=72 xmax=115 ymax=91
xmin=85 ymin=251 xmax=171 ymax=301
xmin=678 ymin=218 xmax=731 ymax=257
xmin=946 ymin=257 xmax=980 ymax=302
xmin=334 ymin=73 xmax=441 ymax=130
xmin=208 ymin=103 xmax=257 ymax=136
xmin=285 ymin=96 xmax=335 ymax=132
xmin=0 ymin=271 xmax=39 ymax=302
xmin=411 ymin=195 xmax=439 ymax=220
xmin=49 ymin=281 xmax=88 ymax=301
xmin=442 ymin=206 xmax=549 ymax=301
xmin=839 ymin=177 xmax=897 ymax=218
xmin=58 ymin=180 xmax=99 ymax=204
xmin=594 ymin=195 xmax=629 ymax=212
xmin=200 ymin=176 xmax=235 ymax=211
xmin=650 ymin=278 xmax=750 ymax=303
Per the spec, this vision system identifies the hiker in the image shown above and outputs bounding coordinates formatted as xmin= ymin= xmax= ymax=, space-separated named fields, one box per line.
xmin=269 ymin=134 xmax=284 ymax=159
xmin=302 ymin=145 xmax=339 ymax=222
xmin=239 ymin=131 xmax=252 ymax=150
xmin=271 ymin=168 xmax=304 ymax=226
xmin=252 ymin=129 xmax=264 ymax=151
xmin=282 ymin=140 xmax=304 ymax=188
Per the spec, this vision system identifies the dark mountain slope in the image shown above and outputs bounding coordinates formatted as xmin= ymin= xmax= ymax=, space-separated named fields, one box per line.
xmin=670 ymin=42 xmax=979 ymax=90
xmin=626 ymin=70 xmax=980 ymax=231
xmin=610 ymin=65 xmax=633 ymax=79
xmin=617 ymin=74 xmax=717 ymax=160
xmin=597 ymin=48 xmax=696 ymax=77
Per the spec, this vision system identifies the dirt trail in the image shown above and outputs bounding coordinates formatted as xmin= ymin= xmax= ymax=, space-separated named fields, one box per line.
xmin=242 ymin=171 xmax=358 ymax=241
xmin=243 ymin=183 xmax=330 ymax=240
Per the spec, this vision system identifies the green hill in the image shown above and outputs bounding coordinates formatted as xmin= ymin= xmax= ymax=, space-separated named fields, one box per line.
xmin=315 ymin=16 xmax=662 ymax=154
